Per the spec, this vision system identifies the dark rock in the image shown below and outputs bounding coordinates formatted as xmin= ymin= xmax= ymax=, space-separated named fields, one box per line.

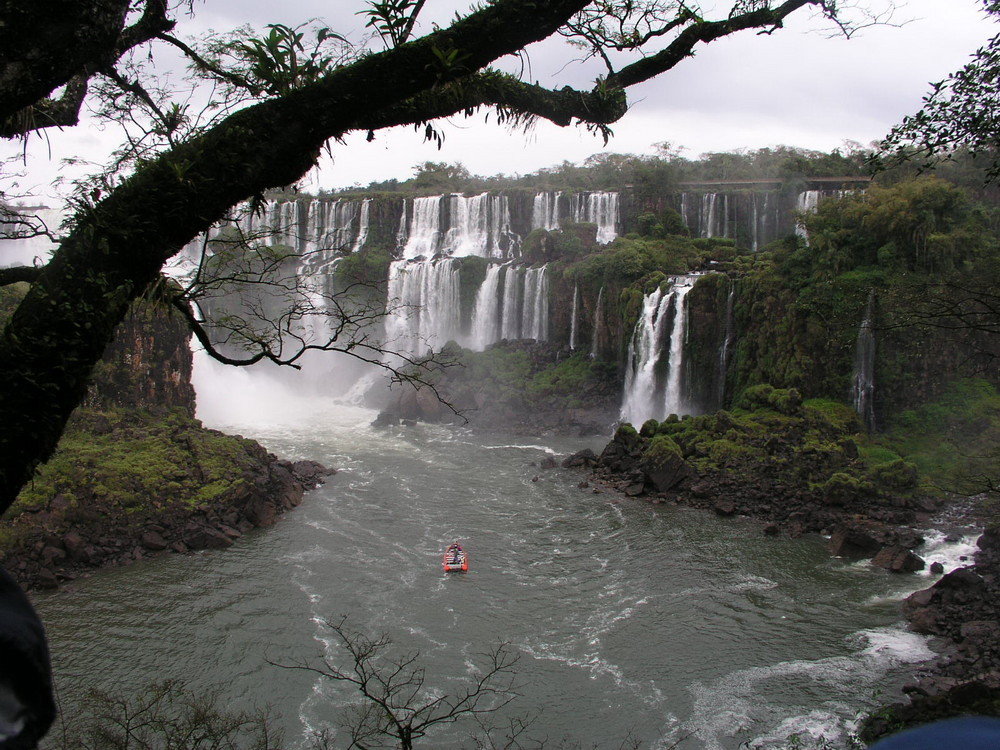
xmin=562 ymin=449 xmax=598 ymax=468
xmin=872 ymin=545 xmax=926 ymax=573
xmin=713 ymin=500 xmax=737 ymax=517
xmin=689 ymin=482 xmax=713 ymax=500
xmin=291 ymin=459 xmax=335 ymax=487
xmin=62 ymin=531 xmax=90 ymax=563
xmin=183 ymin=525 xmax=234 ymax=551
xmin=246 ymin=499 xmax=277 ymax=527
xmin=35 ymin=569 xmax=59 ymax=590
xmin=763 ymin=523 xmax=780 ymax=536
xmin=828 ymin=525 xmax=883 ymax=558
xmin=140 ymin=531 xmax=168 ymax=551
xmin=624 ymin=482 xmax=645 ymax=497
xmin=930 ymin=561 xmax=945 ymax=575
xmin=539 ymin=456 xmax=557 ymax=470
xmin=41 ymin=546 xmax=66 ymax=566
xmin=371 ymin=410 xmax=399 ymax=428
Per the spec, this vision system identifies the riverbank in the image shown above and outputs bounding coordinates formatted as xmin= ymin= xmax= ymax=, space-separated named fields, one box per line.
xmin=575 ymin=390 xmax=1000 ymax=738
xmin=0 ymin=408 xmax=334 ymax=590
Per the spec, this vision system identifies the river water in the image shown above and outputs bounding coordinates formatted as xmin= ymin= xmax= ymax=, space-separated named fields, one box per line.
xmin=33 ymin=363 xmax=979 ymax=749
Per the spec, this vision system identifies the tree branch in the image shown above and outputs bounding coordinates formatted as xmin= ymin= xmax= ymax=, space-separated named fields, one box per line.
xmin=0 ymin=267 xmax=41 ymax=287
xmin=607 ymin=0 xmax=819 ymax=89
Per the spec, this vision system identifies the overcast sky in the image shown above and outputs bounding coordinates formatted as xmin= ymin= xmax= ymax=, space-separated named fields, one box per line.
xmin=2 ymin=0 xmax=993 ymax=200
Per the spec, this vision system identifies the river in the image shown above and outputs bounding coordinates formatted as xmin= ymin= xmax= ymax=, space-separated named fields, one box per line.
xmin=33 ymin=362 xmax=979 ymax=749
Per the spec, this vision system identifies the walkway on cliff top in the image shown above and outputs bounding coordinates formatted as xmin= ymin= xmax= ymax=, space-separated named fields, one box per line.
xmin=675 ymin=176 xmax=872 ymax=189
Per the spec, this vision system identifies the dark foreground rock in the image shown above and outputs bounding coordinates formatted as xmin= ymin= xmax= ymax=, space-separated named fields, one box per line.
xmin=859 ymin=527 xmax=1000 ymax=742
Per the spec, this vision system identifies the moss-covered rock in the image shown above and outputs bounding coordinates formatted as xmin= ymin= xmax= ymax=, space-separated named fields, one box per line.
xmin=0 ymin=408 xmax=332 ymax=590
xmin=595 ymin=386 xmax=931 ymax=538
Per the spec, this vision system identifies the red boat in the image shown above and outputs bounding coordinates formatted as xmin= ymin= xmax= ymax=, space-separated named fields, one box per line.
xmin=443 ymin=543 xmax=468 ymax=572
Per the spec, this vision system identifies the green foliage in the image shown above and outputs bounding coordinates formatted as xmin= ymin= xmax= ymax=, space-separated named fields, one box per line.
xmin=447 ymin=347 xmax=616 ymax=413
xmin=642 ymin=390 xmax=890 ymax=495
xmin=335 ymin=246 xmax=392 ymax=286
xmin=736 ymin=384 xmax=803 ymax=415
xmin=11 ymin=408 xmax=264 ymax=519
xmin=797 ymin=177 xmax=990 ymax=275
xmin=879 ymin=378 xmax=1000 ymax=501
xmin=642 ymin=434 xmax=685 ymax=469
xmin=865 ymin=459 xmax=919 ymax=490
xmin=803 ymin=398 xmax=862 ymax=433
xmin=360 ymin=0 xmax=425 ymax=48
xmin=227 ymin=23 xmax=344 ymax=96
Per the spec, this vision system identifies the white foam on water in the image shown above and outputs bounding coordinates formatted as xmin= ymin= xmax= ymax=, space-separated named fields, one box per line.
xmin=915 ymin=530 xmax=979 ymax=577
xmin=684 ymin=625 xmax=934 ymax=750
xmin=854 ymin=626 xmax=935 ymax=663
xmin=745 ymin=710 xmax=846 ymax=749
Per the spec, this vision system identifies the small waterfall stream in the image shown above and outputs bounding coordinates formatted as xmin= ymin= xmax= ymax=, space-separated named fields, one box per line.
xmin=569 ymin=284 xmax=579 ymax=351
xmin=853 ymin=290 xmax=877 ymax=431
xmin=590 ymin=286 xmax=605 ymax=360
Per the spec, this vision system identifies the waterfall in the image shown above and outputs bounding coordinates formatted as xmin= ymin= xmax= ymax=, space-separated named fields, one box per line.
xmin=569 ymin=284 xmax=579 ymax=351
xmin=521 ymin=266 xmax=549 ymax=341
xmin=794 ymin=190 xmax=847 ymax=241
xmin=568 ymin=191 xmax=619 ymax=244
xmin=532 ymin=192 xmax=561 ymax=231
xmin=590 ymin=286 xmax=604 ymax=359
xmin=384 ymin=257 xmax=461 ymax=357
xmin=662 ymin=278 xmax=695 ymax=417
xmin=396 ymin=200 xmax=409 ymax=248
xmin=702 ymin=194 xmax=717 ymax=238
xmin=443 ymin=193 xmax=514 ymax=258
xmin=470 ymin=264 xmax=504 ymax=350
xmin=351 ymin=199 xmax=370 ymax=253
xmin=588 ymin=192 xmax=619 ymax=244
xmin=621 ymin=288 xmax=673 ymax=426
xmin=500 ymin=266 xmax=523 ymax=340
xmin=853 ymin=290 xmax=877 ymax=432
xmin=620 ymin=276 xmax=697 ymax=425
xmin=402 ymin=196 xmax=443 ymax=259
xmin=716 ymin=280 xmax=736 ymax=408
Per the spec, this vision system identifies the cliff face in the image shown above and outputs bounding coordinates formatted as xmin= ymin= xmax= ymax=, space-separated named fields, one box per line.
xmin=84 ymin=300 xmax=196 ymax=415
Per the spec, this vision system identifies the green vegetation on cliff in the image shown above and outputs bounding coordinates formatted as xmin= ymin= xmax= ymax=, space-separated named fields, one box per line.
xmin=0 ymin=408 xmax=276 ymax=554
xmin=12 ymin=408 xmax=267 ymax=519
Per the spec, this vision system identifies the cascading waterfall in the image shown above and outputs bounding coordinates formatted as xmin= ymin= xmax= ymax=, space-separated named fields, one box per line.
xmin=186 ymin=190 xmax=615 ymax=382
xmin=532 ymin=192 xmax=562 ymax=231
xmin=470 ymin=264 xmax=504 ymax=349
xmin=702 ymin=193 xmax=718 ymax=238
xmin=521 ymin=266 xmax=549 ymax=341
xmin=500 ymin=265 xmax=524 ymax=341
xmin=351 ymin=199 xmax=371 ymax=253
xmin=384 ymin=257 xmax=461 ymax=357
xmin=590 ymin=286 xmax=604 ymax=359
xmin=569 ymin=284 xmax=579 ymax=351
xmin=620 ymin=276 xmax=697 ymax=425
xmin=853 ymin=290 xmax=877 ymax=432
xmin=442 ymin=193 xmax=515 ymax=258
xmin=403 ymin=196 xmax=443 ymax=259
xmin=569 ymin=191 xmax=619 ymax=244
xmin=662 ymin=277 xmax=695 ymax=417
xmin=795 ymin=190 xmax=822 ymax=239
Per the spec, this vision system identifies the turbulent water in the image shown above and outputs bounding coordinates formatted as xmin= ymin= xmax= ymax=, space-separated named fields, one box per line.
xmin=32 ymin=364 xmax=980 ymax=750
